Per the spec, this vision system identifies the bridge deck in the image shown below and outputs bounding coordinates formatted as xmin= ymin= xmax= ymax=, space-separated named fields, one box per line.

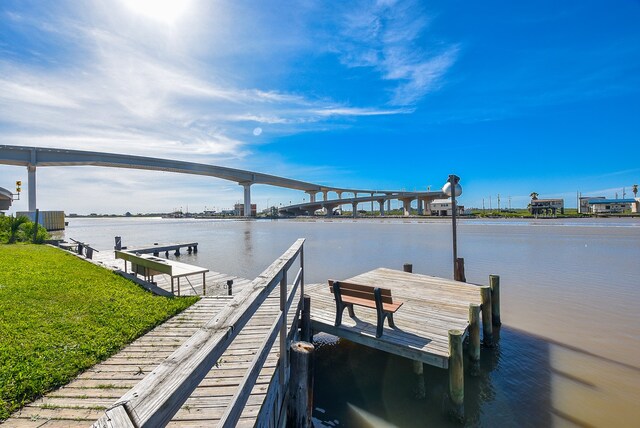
xmin=307 ymin=268 xmax=483 ymax=368
xmin=4 ymin=277 xmax=289 ymax=427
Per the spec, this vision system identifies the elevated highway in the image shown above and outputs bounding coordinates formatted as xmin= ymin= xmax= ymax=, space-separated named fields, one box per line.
xmin=0 ymin=145 xmax=448 ymax=216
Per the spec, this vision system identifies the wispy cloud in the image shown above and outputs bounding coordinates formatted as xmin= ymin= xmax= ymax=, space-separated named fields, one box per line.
xmin=0 ymin=1 xmax=415 ymax=164
xmin=331 ymin=0 xmax=458 ymax=105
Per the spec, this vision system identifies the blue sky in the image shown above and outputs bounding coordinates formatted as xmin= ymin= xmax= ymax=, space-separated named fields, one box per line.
xmin=1 ymin=0 xmax=639 ymax=213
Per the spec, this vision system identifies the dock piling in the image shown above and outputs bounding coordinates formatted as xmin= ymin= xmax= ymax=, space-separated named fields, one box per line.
xmin=480 ymin=286 xmax=493 ymax=347
xmin=227 ymin=279 xmax=233 ymax=296
xmin=468 ymin=303 xmax=481 ymax=376
xmin=287 ymin=341 xmax=315 ymax=428
xmin=403 ymin=263 xmax=413 ymax=273
xmin=448 ymin=329 xmax=464 ymax=422
xmin=489 ymin=275 xmax=501 ymax=326
xmin=413 ymin=360 xmax=426 ymax=399
xmin=301 ymin=295 xmax=311 ymax=342
xmin=454 ymin=258 xmax=466 ymax=282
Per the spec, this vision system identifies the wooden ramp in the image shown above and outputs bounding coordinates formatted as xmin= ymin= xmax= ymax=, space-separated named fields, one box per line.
xmin=307 ymin=267 xmax=483 ymax=368
xmin=3 ymin=278 xmax=289 ymax=427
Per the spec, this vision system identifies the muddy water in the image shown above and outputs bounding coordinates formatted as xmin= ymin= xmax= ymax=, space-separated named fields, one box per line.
xmin=64 ymin=217 xmax=640 ymax=427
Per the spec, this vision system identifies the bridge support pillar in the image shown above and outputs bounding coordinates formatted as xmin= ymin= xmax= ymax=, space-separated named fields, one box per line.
xmin=386 ymin=195 xmax=391 ymax=212
xmin=242 ymin=183 xmax=252 ymax=217
xmin=28 ymin=164 xmax=37 ymax=211
xmin=322 ymin=190 xmax=328 ymax=201
xmin=352 ymin=202 xmax=358 ymax=218
xmin=307 ymin=192 xmax=316 ymax=203
xmin=378 ymin=199 xmax=386 ymax=217
xmin=417 ymin=199 xmax=424 ymax=216
xmin=402 ymin=199 xmax=413 ymax=217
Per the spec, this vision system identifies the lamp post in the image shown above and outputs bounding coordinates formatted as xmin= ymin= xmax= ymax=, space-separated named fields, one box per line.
xmin=442 ymin=175 xmax=462 ymax=280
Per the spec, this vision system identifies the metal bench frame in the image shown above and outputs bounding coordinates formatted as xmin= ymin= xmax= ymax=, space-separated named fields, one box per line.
xmin=330 ymin=280 xmax=401 ymax=338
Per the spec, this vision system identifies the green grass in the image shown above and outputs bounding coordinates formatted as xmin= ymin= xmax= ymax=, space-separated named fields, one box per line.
xmin=0 ymin=244 xmax=199 ymax=420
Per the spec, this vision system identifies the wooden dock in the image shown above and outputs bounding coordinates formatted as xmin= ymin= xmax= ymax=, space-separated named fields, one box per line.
xmin=307 ymin=268 xmax=485 ymax=368
xmin=2 ymin=289 xmax=282 ymax=427
xmin=91 ymin=250 xmax=240 ymax=297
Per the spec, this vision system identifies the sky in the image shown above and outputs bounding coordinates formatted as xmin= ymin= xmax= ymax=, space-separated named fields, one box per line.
xmin=1 ymin=0 xmax=639 ymax=214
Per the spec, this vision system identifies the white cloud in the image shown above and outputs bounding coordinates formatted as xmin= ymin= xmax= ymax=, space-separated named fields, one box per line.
xmin=333 ymin=0 xmax=458 ymax=105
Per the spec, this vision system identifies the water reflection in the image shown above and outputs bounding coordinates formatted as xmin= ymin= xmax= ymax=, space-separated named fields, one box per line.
xmin=313 ymin=325 xmax=640 ymax=427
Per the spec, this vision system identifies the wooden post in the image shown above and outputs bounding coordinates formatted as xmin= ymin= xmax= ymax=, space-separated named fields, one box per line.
xmin=301 ymin=295 xmax=311 ymax=343
xmin=227 ymin=279 xmax=233 ymax=296
xmin=468 ymin=304 xmax=480 ymax=363
xmin=403 ymin=263 xmax=413 ymax=273
xmin=413 ymin=360 xmax=426 ymax=399
xmin=448 ymin=329 xmax=464 ymax=422
xmin=287 ymin=341 xmax=314 ymax=428
xmin=202 ymin=272 xmax=206 ymax=296
xmin=489 ymin=275 xmax=501 ymax=326
xmin=114 ymin=236 xmax=122 ymax=250
xmin=480 ymin=286 xmax=493 ymax=347
xmin=454 ymin=258 xmax=466 ymax=282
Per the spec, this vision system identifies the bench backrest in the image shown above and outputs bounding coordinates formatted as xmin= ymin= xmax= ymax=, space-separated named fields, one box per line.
xmin=328 ymin=280 xmax=394 ymax=304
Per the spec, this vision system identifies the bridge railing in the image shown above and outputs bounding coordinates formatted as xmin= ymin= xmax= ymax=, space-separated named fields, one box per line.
xmin=93 ymin=238 xmax=306 ymax=428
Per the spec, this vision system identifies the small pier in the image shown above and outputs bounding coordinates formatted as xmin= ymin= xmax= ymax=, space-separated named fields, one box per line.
xmin=119 ymin=240 xmax=198 ymax=257
xmin=307 ymin=268 xmax=487 ymax=368
xmin=307 ymin=267 xmax=499 ymax=419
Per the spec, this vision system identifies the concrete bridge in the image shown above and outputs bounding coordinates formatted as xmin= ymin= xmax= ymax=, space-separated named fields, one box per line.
xmin=279 ymin=190 xmax=446 ymax=217
xmin=0 ymin=145 xmax=448 ymax=216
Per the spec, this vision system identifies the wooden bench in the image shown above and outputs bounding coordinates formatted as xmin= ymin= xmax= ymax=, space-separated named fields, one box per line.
xmin=328 ymin=280 xmax=403 ymax=338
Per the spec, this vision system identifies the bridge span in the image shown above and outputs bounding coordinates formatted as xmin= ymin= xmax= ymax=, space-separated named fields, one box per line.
xmin=0 ymin=145 xmax=447 ymax=216
xmin=280 ymin=190 xmax=447 ymax=217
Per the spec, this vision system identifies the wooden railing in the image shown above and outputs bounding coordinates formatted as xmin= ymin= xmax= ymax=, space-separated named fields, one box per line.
xmin=93 ymin=238 xmax=306 ymax=428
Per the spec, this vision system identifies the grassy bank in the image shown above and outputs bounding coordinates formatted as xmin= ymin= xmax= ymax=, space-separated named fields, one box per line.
xmin=0 ymin=244 xmax=199 ymax=420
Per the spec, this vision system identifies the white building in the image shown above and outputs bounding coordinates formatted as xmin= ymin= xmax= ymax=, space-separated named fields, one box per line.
xmin=588 ymin=198 xmax=638 ymax=214
xmin=578 ymin=196 xmax=604 ymax=214
xmin=427 ymin=199 xmax=464 ymax=216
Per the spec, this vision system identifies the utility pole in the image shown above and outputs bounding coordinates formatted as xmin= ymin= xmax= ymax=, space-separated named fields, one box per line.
xmin=497 ymin=194 xmax=501 ymax=211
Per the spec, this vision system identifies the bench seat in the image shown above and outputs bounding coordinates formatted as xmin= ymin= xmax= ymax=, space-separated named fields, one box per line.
xmin=329 ymin=280 xmax=403 ymax=337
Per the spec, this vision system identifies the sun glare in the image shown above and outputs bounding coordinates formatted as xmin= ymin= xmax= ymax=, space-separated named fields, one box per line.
xmin=122 ymin=0 xmax=192 ymax=24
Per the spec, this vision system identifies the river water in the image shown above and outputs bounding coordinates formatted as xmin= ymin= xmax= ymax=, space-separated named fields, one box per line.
xmin=61 ymin=217 xmax=640 ymax=427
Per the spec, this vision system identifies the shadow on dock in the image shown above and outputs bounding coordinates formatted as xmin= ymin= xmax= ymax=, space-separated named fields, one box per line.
xmin=312 ymin=326 xmax=640 ymax=427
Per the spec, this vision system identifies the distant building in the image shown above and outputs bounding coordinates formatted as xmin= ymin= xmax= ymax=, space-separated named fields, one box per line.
xmin=587 ymin=198 xmax=638 ymax=214
xmin=427 ymin=199 xmax=464 ymax=216
xmin=234 ymin=203 xmax=257 ymax=217
xmin=579 ymin=196 xmax=605 ymax=214
xmin=529 ymin=198 xmax=564 ymax=216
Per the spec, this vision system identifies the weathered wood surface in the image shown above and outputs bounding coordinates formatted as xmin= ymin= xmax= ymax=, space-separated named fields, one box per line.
xmin=3 ymin=274 xmax=296 ymax=428
xmin=307 ymin=267 xmax=483 ymax=368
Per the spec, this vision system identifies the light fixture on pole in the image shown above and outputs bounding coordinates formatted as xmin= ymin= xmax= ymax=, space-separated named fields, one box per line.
xmin=442 ymin=175 xmax=462 ymax=280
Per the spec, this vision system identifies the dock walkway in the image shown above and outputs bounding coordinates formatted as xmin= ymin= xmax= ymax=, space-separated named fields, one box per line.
xmin=4 ymin=278 xmax=289 ymax=427
xmin=307 ymin=267 xmax=484 ymax=368
xmin=5 ymin=241 xmax=308 ymax=427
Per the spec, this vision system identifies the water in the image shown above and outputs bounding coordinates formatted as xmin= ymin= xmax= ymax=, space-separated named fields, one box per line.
xmin=60 ymin=217 xmax=640 ymax=427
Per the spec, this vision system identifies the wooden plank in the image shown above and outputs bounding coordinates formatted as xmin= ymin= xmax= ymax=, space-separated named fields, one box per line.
xmin=93 ymin=239 xmax=304 ymax=428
